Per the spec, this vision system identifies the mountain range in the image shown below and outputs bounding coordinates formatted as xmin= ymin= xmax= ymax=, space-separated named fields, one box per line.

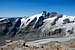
xmin=0 ymin=11 xmax=75 ymax=38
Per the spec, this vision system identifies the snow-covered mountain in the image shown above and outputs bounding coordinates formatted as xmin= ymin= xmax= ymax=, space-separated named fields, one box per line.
xmin=20 ymin=11 xmax=75 ymax=37
xmin=0 ymin=11 xmax=75 ymax=38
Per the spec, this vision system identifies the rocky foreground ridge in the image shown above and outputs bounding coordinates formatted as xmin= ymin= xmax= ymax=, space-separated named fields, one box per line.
xmin=1 ymin=39 xmax=75 ymax=50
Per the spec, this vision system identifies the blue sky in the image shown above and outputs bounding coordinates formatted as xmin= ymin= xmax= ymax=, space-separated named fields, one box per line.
xmin=0 ymin=0 xmax=75 ymax=17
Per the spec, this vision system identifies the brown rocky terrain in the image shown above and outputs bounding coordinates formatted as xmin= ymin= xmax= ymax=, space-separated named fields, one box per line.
xmin=0 ymin=39 xmax=75 ymax=50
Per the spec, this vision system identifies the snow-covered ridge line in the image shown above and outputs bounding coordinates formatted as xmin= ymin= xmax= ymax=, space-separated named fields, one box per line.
xmin=0 ymin=11 xmax=75 ymax=38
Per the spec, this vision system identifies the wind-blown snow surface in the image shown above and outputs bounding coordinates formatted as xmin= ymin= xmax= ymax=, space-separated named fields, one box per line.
xmin=20 ymin=12 xmax=75 ymax=37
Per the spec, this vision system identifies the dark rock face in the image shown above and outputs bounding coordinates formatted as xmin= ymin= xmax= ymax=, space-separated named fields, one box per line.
xmin=63 ymin=18 xmax=75 ymax=24
xmin=0 ymin=18 xmax=22 ymax=37
xmin=53 ymin=28 xmax=62 ymax=35
xmin=28 ymin=17 xmax=37 ymax=26
xmin=42 ymin=11 xmax=47 ymax=18
xmin=34 ymin=16 xmax=44 ymax=29
xmin=63 ymin=18 xmax=70 ymax=24
xmin=0 ymin=18 xmax=10 ymax=35
xmin=7 ymin=18 xmax=22 ymax=37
